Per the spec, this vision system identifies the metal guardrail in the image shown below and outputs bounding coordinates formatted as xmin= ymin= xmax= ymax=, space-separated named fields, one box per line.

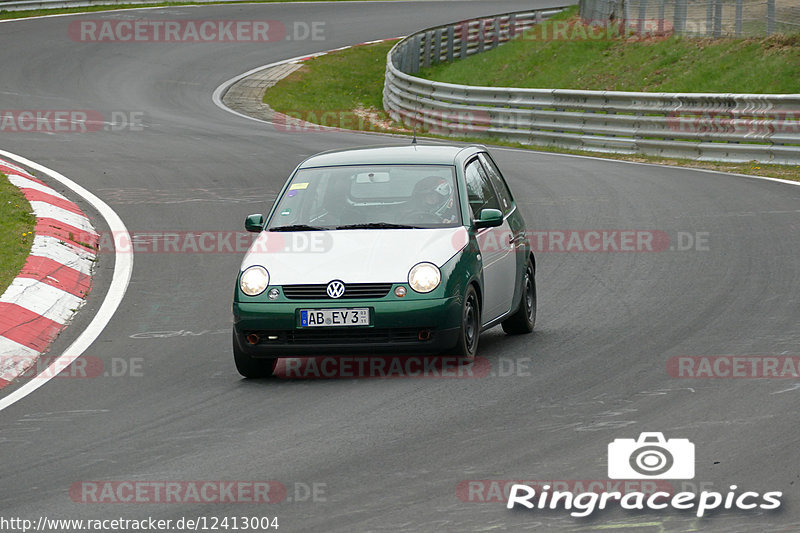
xmin=383 ymin=7 xmax=800 ymax=164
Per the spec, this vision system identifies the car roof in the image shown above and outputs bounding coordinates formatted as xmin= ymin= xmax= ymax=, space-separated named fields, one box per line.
xmin=296 ymin=144 xmax=486 ymax=168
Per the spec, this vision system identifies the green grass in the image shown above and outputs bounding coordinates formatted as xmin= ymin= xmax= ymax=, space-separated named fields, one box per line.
xmin=0 ymin=173 xmax=36 ymax=296
xmin=260 ymin=38 xmax=800 ymax=181
xmin=263 ymin=40 xmax=398 ymax=131
xmin=418 ymin=7 xmax=800 ymax=93
xmin=0 ymin=0 xmax=403 ymax=20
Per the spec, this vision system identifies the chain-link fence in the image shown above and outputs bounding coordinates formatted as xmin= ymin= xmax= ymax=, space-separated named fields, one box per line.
xmin=579 ymin=0 xmax=800 ymax=36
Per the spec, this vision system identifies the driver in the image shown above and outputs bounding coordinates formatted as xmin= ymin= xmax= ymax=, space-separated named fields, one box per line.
xmin=409 ymin=175 xmax=457 ymax=224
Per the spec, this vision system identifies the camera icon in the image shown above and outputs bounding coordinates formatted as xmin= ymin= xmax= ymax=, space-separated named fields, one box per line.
xmin=608 ymin=432 xmax=695 ymax=479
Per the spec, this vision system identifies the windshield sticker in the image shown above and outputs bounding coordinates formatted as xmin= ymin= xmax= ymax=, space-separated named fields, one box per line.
xmin=289 ymin=182 xmax=309 ymax=191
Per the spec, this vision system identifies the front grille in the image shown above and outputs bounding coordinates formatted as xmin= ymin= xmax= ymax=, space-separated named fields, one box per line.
xmin=282 ymin=283 xmax=393 ymax=300
xmin=286 ymin=327 xmax=425 ymax=344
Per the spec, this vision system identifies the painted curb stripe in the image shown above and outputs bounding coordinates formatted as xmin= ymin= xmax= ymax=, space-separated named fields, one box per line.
xmin=0 ymin=150 xmax=130 ymax=409
xmin=0 ymin=157 xmax=100 ymax=391
xmin=21 ymin=188 xmax=85 ymax=216
xmin=17 ymin=256 xmax=91 ymax=299
xmin=28 ymin=201 xmax=93 ymax=233
xmin=29 ymin=235 xmax=95 ymax=276
xmin=34 ymin=218 xmax=98 ymax=253
xmin=0 ymin=162 xmax=33 ymax=177
xmin=0 ymin=303 xmax=63 ymax=353
xmin=7 ymin=174 xmax=68 ymax=199
xmin=0 ymin=277 xmax=84 ymax=324
xmin=0 ymin=336 xmax=40 ymax=358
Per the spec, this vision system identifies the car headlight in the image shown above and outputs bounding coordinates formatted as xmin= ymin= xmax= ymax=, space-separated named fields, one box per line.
xmin=240 ymin=265 xmax=269 ymax=296
xmin=408 ymin=262 xmax=441 ymax=293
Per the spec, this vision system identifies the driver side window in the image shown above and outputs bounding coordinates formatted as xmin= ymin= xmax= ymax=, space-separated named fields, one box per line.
xmin=464 ymin=159 xmax=501 ymax=220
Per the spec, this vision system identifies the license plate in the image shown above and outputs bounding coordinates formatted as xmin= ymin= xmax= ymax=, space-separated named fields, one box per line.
xmin=300 ymin=308 xmax=369 ymax=327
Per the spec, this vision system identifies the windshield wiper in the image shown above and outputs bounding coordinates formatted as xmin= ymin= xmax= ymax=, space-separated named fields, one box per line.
xmin=335 ymin=222 xmax=421 ymax=230
xmin=268 ymin=224 xmax=327 ymax=232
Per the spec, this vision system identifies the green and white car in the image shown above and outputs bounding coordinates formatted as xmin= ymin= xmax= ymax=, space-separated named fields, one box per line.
xmin=232 ymin=144 xmax=535 ymax=377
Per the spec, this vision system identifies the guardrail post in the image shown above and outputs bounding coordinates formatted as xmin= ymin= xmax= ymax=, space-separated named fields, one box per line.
xmin=460 ymin=21 xmax=469 ymax=59
xmin=674 ymin=0 xmax=687 ymax=34
xmin=509 ymin=13 xmax=517 ymax=39
xmin=638 ymin=0 xmax=648 ymax=36
xmin=735 ymin=0 xmax=743 ymax=36
xmin=477 ymin=20 xmax=485 ymax=54
xmin=706 ymin=0 xmax=713 ymax=36
xmin=446 ymin=26 xmax=454 ymax=62
xmin=399 ymin=43 xmax=408 ymax=71
xmin=713 ymin=0 xmax=722 ymax=37
xmin=422 ymin=31 xmax=432 ymax=68
xmin=623 ymin=0 xmax=631 ymax=35
xmin=766 ymin=0 xmax=775 ymax=35
xmin=658 ymin=0 xmax=665 ymax=34
xmin=433 ymin=28 xmax=442 ymax=64
xmin=492 ymin=18 xmax=501 ymax=48
xmin=411 ymin=35 xmax=422 ymax=73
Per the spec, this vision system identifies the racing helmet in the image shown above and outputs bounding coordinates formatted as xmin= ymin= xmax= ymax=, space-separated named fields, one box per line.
xmin=412 ymin=175 xmax=454 ymax=217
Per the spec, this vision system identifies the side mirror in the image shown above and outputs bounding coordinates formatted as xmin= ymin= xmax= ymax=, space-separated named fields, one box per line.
xmin=244 ymin=213 xmax=265 ymax=233
xmin=474 ymin=208 xmax=503 ymax=229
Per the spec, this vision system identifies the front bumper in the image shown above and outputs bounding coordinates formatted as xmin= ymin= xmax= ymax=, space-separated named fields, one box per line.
xmin=233 ymin=295 xmax=462 ymax=357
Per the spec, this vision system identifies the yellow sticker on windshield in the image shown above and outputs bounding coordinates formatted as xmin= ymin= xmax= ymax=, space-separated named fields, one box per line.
xmin=289 ymin=182 xmax=309 ymax=190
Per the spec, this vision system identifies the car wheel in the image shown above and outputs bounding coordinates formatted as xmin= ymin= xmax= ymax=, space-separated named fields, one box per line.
xmin=453 ymin=284 xmax=480 ymax=360
xmin=502 ymin=257 xmax=536 ymax=335
xmin=232 ymin=330 xmax=278 ymax=378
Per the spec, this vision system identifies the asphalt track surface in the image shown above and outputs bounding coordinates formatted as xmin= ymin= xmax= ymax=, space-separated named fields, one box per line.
xmin=1 ymin=1 xmax=799 ymax=531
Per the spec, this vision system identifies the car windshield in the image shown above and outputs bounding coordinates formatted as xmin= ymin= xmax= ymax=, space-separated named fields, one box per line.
xmin=266 ymin=165 xmax=461 ymax=231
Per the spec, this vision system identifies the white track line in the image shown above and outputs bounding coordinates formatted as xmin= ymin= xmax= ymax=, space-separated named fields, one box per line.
xmin=0 ymin=150 xmax=133 ymax=412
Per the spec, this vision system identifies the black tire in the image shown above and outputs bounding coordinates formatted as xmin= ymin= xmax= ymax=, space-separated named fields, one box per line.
xmin=233 ymin=330 xmax=278 ymax=378
xmin=453 ymin=284 xmax=481 ymax=360
xmin=502 ymin=257 xmax=536 ymax=335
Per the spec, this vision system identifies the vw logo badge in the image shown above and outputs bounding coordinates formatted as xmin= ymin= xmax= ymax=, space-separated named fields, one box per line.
xmin=326 ymin=280 xmax=345 ymax=299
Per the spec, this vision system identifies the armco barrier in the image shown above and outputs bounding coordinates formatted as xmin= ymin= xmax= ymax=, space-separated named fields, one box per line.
xmin=382 ymin=8 xmax=800 ymax=164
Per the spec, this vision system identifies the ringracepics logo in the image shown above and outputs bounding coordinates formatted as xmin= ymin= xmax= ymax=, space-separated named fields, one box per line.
xmin=608 ymin=432 xmax=694 ymax=479
xmin=506 ymin=432 xmax=783 ymax=518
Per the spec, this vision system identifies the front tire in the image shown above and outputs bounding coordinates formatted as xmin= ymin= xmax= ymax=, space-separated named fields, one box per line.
xmin=233 ymin=330 xmax=278 ymax=378
xmin=502 ymin=257 xmax=536 ymax=335
xmin=453 ymin=284 xmax=481 ymax=360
